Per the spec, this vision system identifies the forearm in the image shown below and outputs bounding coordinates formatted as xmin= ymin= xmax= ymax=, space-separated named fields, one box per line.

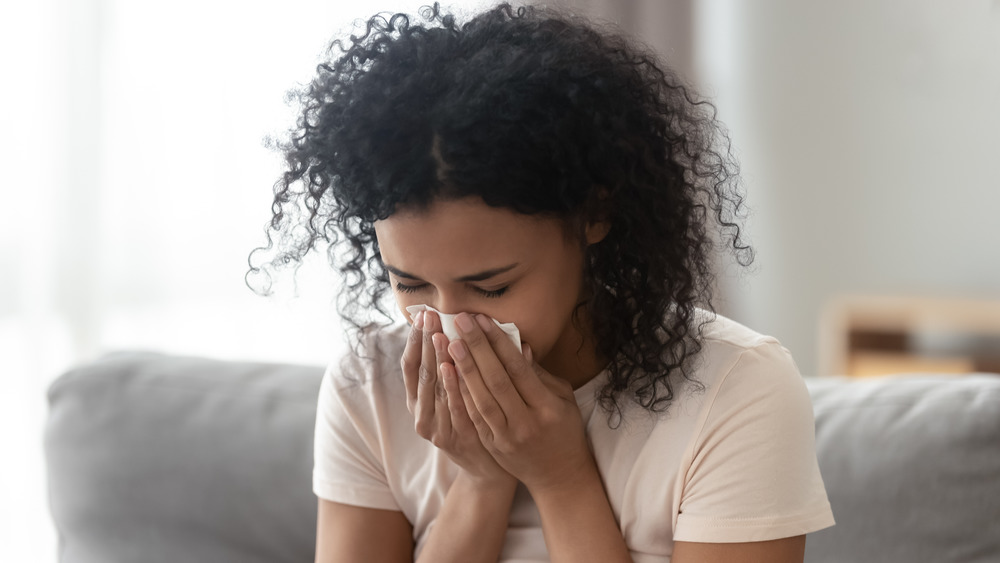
xmin=532 ymin=466 xmax=632 ymax=563
xmin=415 ymin=471 xmax=517 ymax=563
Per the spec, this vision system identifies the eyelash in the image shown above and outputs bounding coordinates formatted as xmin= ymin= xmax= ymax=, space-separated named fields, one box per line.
xmin=394 ymin=282 xmax=509 ymax=299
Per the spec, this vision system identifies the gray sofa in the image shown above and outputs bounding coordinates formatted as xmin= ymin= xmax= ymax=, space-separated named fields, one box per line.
xmin=45 ymin=352 xmax=1000 ymax=562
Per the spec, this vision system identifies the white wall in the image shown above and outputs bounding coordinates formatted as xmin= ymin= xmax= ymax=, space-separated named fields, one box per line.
xmin=551 ymin=0 xmax=696 ymax=82
xmin=0 ymin=1 xmax=493 ymax=559
xmin=696 ymin=0 xmax=1000 ymax=374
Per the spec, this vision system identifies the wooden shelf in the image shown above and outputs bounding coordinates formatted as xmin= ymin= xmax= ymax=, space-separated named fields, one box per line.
xmin=819 ymin=295 xmax=1000 ymax=377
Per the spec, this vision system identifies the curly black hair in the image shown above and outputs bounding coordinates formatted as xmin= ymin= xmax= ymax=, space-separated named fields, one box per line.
xmin=248 ymin=2 xmax=752 ymax=418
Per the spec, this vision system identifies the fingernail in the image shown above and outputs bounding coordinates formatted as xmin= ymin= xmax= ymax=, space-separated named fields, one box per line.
xmin=475 ymin=314 xmax=492 ymax=331
xmin=414 ymin=311 xmax=424 ymax=329
xmin=455 ymin=313 xmax=474 ymax=333
xmin=449 ymin=340 xmax=467 ymax=361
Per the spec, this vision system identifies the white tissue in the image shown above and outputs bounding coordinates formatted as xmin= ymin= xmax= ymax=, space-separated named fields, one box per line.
xmin=405 ymin=304 xmax=522 ymax=352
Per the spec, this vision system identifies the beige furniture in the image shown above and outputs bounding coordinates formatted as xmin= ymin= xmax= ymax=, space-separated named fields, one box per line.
xmin=819 ymin=295 xmax=1000 ymax=377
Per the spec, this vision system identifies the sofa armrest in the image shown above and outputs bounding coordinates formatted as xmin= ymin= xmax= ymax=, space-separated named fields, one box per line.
xmin=805 ymin=374 xmax=1000 ymax=563
xmin=45 ymin=351 xmax=324 ymax=563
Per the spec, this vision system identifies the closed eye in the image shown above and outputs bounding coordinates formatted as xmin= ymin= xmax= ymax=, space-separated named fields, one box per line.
xmin=394 ymin=282 xmax=508 ymax=299
xmin=476 ymin=286 xmax=509 ymax=299
xmin=394 ymin=282 xmax=427 ymax=294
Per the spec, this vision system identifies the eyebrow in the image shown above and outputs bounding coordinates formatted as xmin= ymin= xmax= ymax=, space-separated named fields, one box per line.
xmin=384 ymin=263 xmax=519 ymax=283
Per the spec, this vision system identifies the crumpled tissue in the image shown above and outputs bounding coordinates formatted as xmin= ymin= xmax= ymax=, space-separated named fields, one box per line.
xmin=405 ymin=304 xmax=522 ymax=352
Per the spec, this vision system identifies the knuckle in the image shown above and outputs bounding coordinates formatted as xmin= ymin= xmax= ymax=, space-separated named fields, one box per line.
xmin=478 ymin=401 xmax=500 ymax=420
xmin=511 ymin=425 xmax=535 ymax=445
xmin=494 ymin=437 xmax=514 ymax=454
xmin=417 ymin=363 xmax=435 ymax=385
xmin=506 ymin=363 xmax=527 ymax=381
xmin=477 ymin=425 xmax=494 ymax=443
xmin=486 ymin=376 xmax=514 ymax=396
xmin=537 ymin=407 xmax=561 ymax=427
xmin=465 ymin=407 xmax=483 ymax=424
xmin=406 ymin=327 xmax=422 ymax=349
xmin=462 ymin=328 xmax=486 ymax=348
xmin=414 ymin=419 xmax=431 ymax=438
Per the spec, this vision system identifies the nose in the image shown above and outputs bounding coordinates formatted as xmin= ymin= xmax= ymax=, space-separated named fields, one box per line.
xmin=432 ymin=298 xmax=464 ymax=317
xmin=431 ymin=295 xmax=479 ymax=318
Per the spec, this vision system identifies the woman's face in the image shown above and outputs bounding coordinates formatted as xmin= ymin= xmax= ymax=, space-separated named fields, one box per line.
xmin=374 ymin=197 xmax=600 ymax=375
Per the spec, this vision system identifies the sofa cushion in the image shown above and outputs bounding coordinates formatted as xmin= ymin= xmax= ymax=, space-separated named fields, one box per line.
xmin=45 ymin=351 xmax=324 ymax=563
xmin=805 ymin=374 xmax=1000 ymax=563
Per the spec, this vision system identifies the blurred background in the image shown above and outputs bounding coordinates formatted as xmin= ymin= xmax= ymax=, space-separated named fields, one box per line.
xmin=2 ymin=0 xmax=998 ymax=559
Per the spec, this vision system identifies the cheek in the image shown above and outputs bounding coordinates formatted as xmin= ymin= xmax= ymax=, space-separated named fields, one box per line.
xmin=504 ymin=290 xmax=579 ymax=359
xmin=515 ymin=318 xmax=559 ymax=359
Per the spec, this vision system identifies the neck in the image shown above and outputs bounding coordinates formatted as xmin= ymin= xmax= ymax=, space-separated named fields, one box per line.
xmin=539 ymin=313 xmax=607 ymax=390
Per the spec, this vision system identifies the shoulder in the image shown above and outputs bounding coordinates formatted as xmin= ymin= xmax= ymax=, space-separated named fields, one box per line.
xmin=685 ymin=312 xmax=816 ymax=458
xmin=678 ymin=311 xmax=812 ymax=439
xmin=696 ymin=309 xmax=786 ymax=355
xmin=314 ymin=320 xmax=413 ymax=457
xmin=312 ymin=322 xmax=416 ymax=514
xmin=692 ymin=310 xmax=802 ymax=393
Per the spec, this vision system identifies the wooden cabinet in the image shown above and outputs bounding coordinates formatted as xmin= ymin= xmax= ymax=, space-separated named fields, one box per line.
xmin=818 ymin=295 xmax=1000 ymax=377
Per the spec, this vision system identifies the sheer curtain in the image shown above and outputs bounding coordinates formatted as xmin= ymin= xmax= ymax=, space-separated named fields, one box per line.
xmin=0 ymin=1 xmax=489 ymax=559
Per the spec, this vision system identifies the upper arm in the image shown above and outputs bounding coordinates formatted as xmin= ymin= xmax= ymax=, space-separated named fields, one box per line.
xmin=672 ymin=535 xmax=806 ymax=563
xmin=315 ymin=499 xmax=414 ymax=563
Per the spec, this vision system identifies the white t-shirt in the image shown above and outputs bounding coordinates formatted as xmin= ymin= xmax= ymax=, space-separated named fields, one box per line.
xmin=313 ymin=313 xmax=835 ymax=561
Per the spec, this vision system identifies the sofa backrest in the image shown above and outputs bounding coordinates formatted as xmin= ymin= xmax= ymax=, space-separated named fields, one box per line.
xmin=45 ymin=352 xmax=323 ymax=563
xmin=806 ymin=374 xmax=1000 ymax=563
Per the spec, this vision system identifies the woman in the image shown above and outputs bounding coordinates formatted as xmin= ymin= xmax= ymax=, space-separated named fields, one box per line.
xmin=250 ymin=3 xmax=834 ymax=561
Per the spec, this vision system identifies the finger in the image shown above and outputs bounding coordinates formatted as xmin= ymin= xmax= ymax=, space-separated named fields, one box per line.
xmin=400 ymin=311 xmax=424 ymax=414
xmin=471 ymin=313 xmax=550 ymax=408
xmin=535 ymin=364 xmax=574 ymax=398
xmin=455 ymin=364 xmax=494 ymax=444
xmin=431 ymin=332 xmax=454 ymax=435
xmin=519 ymin=342 xmax=560 ymax=394
xmin=440 ymin=362 xmax=475 ymax=434
xmin=414 ymin=310 xmax=440 ymax=436
xmin=432 ymin=328 xmax=455 ymax=366
xmin=454 ymin=313 xmax=530 ymax=418
xmin=448 ymin=336 xmax=511 ymax=433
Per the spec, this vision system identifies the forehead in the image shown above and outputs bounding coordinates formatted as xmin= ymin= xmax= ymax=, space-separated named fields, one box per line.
xmin=374 ymin=197 xmax=572 ymax=275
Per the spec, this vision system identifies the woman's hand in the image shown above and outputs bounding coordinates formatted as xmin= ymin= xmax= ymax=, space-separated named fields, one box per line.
xmin=401 ymin=310 xmax=515 ymax=488
xmin=446 ymin=312 xmax=597 ymax=495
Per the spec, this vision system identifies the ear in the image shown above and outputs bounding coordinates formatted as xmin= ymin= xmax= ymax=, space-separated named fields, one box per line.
xmin=584 ymin=220 xmax=611 ymax=245
xmin=581 ymin=185 xmax=611 ymax=245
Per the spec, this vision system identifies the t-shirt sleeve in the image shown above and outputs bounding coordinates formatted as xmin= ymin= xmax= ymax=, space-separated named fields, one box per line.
xmin=673 ymin=341 xmax=835 ymax=543
xmin=312 ymin=362 xmax=400 ymax=510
